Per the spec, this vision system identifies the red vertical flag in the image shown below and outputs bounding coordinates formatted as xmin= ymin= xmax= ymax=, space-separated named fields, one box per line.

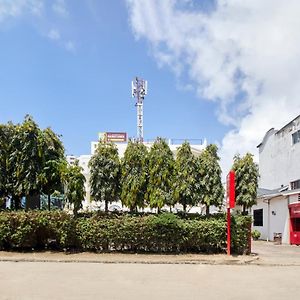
xmin=226 ymin=170 xmax=235 ymax=255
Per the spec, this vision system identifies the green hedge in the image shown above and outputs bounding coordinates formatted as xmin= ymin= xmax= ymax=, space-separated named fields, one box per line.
xmin=0 ymin=211 xmax=251 ymax=254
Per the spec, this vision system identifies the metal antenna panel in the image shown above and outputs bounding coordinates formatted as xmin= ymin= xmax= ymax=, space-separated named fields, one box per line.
xmin=131 ymin=77 xmax=147 ymax=142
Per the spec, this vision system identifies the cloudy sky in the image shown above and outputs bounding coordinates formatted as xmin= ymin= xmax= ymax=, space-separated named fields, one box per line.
xmin=1 ymin=0 xmax=300 ymax=174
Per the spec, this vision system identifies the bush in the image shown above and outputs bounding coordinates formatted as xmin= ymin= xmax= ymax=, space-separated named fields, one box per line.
xmin=231 ymin=215 xmax=252 ymax=254
xmin=0 ymin=211 xmax=251 ymax=254
xmin=251 ymin=229 xmax=261 ymax=240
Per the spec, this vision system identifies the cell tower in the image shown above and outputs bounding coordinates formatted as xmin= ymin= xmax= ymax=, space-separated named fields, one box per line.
xmin=131 ymin=77 xmax=147 ymax=142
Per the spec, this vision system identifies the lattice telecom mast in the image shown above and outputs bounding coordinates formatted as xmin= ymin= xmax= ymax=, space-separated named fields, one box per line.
xmin=132 ymin=77 xmax=147 ymax=142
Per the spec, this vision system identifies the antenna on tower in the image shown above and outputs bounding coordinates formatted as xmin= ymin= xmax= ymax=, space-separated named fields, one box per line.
xmin=132 ymin=77 xmax=147 ymax=142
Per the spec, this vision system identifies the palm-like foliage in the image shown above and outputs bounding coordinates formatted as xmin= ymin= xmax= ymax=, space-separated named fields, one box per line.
xmin=121 ymin=141 xmax=148 ymax=211
xmin=89 ymin=141 xmax=120 ymax=212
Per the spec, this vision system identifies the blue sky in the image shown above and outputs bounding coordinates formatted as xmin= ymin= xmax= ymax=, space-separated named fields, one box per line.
xmin=1 ymin=0 xmax=300 ymax=174
xmin=0 ymin=0 xmax=227 ymax=156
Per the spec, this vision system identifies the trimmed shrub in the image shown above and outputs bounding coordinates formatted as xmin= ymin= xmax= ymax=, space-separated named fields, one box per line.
xmin=0 ymin=211 xmax=251 ymax=254
xmin=231 ymin=215 xmax=252 ymax=254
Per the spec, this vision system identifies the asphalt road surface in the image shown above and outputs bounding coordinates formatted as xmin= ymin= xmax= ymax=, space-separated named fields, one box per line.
xmin=0 ymin=262 xmax=299 ymax=300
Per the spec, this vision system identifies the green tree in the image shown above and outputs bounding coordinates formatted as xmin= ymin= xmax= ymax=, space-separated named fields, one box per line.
xmin=64 ymin=161 xmax=86 ymax=217
xmin=232 ymin=153 xmax=259 ymax=214
xmin=9 ymin=116 xmax=44 ymax=209
xmin=0 ymin=122 xmax=15 ymax=207
xmin=0 ymin=123 xmax=13 ymax=195
xmin=40 ymin=128 xmax=66 ymax=210
xmin=121 ymin=141 xmax=148 ymax=211
xmin=147 ymin=138 xmax=175 ymax=212
xmin=173 ymin=142 xmax=200 ymax=213
xmin=198 ymin=144 xmax=224 ymax=215
xmin=89 ymin=141 xmax=120 ymax=212
xmin=0 ymin=116 xmax=67 ymax=210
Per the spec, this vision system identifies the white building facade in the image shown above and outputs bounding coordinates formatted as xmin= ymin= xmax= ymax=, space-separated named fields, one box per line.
xmin=252 ymin=115 xmax=300 ymax=243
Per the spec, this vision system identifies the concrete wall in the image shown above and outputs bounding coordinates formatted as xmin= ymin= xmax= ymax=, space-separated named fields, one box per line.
xmin=259 ymin=116 xmax=300 ymax=189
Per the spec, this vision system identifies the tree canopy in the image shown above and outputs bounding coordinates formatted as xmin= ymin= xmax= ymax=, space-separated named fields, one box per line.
xmin=41 ymin=128 xmax=65 ymax=210
xmin=0 ymin=116 xmax=66 ymax=209
xmin=121 ymin=141 xmax=148 ymax=211
xmin=173 ymin=142 xmax=201 ymax=212
xmin=0 ymin=122 xmax=15 ymax=201
xmin=147 ymin=138 xmax=175 ymax=211
xmin=89 ymin=141 xmax=120 ymax=212
xmin=232 ymin=153 xmax=259 ymax=213
xmin=198 ymin=144 xmax=224 ymax=215
xmin=63 ymin=161 xmax=86 ymax=217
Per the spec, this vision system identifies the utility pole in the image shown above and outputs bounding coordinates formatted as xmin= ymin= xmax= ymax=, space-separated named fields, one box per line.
xmin=132 ymin=77 xmax=147 ymax=142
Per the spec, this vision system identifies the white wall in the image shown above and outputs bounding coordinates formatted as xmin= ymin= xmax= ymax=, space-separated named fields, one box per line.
xmin=252 ymin=196 xmax=289 ymax=243
xmin=270 ymin=197 xmax=289 ymax=243
xmin=259 ymin=116 xmax=300 ymax=189
xmin=252 ymin=199 xmax=269 ymax=241
xmin=289 ymin=194 xmax=299 ymax=204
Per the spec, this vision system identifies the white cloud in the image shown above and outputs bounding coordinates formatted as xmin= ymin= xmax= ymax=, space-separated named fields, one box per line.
xmin=48 ymin=28 xmax=60 ymax=40
xmin=0 ymin=0 xmax=73 ymax=54
xmin=0 ymin=0 xmax=43 ymax=21
xmin=65 ymin=40 xmax=75 ymax=52
xmin=126 ymin=0 xmax=300 ymax=176
xmin=52 ymin=0 xmax=68 ymax=17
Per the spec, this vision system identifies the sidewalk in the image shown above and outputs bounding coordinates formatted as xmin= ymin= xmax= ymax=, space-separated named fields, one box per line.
xmin=0 ymin=251 xmax=258 ymax=265
xmin=252 ymin=240 xmax=300 ymax=266
xmin=0 ymin=241 xmax=299 ymax=266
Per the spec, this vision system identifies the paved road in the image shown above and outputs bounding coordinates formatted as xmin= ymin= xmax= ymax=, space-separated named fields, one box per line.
xmin=1 ymin=262 xmax=300 ymax=300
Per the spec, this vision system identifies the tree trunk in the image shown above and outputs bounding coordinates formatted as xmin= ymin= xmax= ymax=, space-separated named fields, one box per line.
xmin=206 ymin=205 xmax=210 ymax=216
xmin=73 ymin=207 xmax=78 ymax=218
xmin=105 ymin=200 xmax=108 ymax=212
xmin=242 ymin=205 xmax=248 ymax=215
xmin=12 ymin=195 xmax=21 ymax=210
xmin=48 ymin=194 xmax=51 ymax=211
xmin=0 ymin=198 xmax=5 ymax=209
xmin=26 ymin=192 xmax=40 ymax=210
xmin=183 ymin=203 xmax=187 ymax=214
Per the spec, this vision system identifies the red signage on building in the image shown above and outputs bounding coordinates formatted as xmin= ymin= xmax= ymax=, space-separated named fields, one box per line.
xmin=105 ymin=132 xmax=127 ymax=143
xmin=226 ymin=170 xmax=235 ymax=209
xmin=289 ymin=202 xmax=300 ymax=245
xmin=289 ymin=202 xmax=300 ymax=218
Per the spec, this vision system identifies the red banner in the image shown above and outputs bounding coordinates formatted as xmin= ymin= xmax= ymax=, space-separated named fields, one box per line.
xmin=226 ymin=170 xmax=235 ymax=209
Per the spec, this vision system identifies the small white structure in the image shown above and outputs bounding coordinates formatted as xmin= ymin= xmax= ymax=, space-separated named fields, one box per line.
xmin=67 ymin=136 xmax=207 ymax=212
xmin=253 ymin=115 xmax=300 ymax=243
xmin=253 ymin=188 xmax=300 ymax=243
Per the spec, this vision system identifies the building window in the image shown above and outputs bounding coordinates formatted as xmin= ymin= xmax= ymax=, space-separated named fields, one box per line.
xmin=291 ymin=179 xmax=300 ymax=190
xmin=253 ymin=209 xmax=263 ymax=226
xmin=292 ymin=130 xmax=300 ymax=144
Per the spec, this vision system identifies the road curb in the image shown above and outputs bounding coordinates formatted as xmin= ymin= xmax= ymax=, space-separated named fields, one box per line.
xmin=0 ymin=256 xmax=260 ymax=265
